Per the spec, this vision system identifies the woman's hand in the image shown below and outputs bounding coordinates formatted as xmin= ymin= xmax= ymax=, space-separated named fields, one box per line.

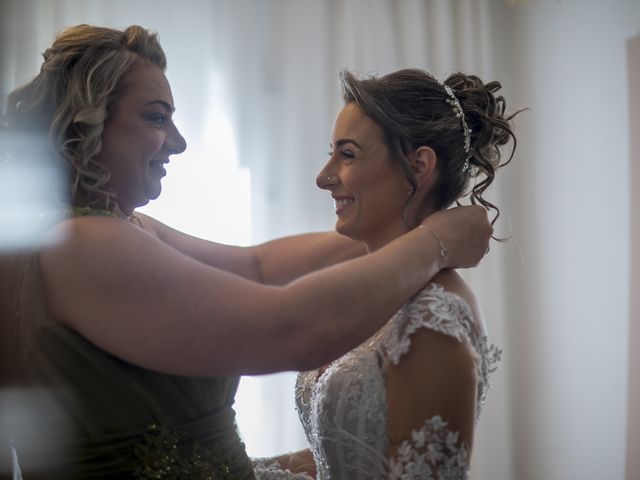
xmin=421 ymin=205 xmax=492 ymax=269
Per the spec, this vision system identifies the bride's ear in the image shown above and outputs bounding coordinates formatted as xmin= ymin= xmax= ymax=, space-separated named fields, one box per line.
xmin=411 ymin=146 xmax=438 ymax=190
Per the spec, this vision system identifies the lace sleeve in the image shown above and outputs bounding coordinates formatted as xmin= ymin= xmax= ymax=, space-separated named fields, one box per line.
xmin=388 ymin=416 xmax=470 ymax=480
xmin=381 ymin=283 xmax=501 ymax=421
xmin=381 ymin=283 xmax=501 ymax=479
xmin=384 ymin=283 xmax=484 ymax=362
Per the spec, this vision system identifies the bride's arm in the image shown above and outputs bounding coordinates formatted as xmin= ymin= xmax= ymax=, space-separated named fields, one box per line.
xmin=385 ymin=271 xmax=481 ymax=475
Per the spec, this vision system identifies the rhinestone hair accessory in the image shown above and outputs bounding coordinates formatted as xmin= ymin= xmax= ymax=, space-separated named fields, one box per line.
xmin=425 ymin=73 xmax=472 ymax=172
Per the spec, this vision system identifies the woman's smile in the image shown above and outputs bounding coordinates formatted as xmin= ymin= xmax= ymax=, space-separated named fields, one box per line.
xmin=333 ymin=196 xmax=355 ymax=214
xmin=150 ymin=159 xmax=168 ymax=177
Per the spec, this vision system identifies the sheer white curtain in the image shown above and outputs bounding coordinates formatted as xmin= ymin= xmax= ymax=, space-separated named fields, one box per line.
xmin=212 ymin=3 xmax=513 ymax=474
xmin=2 ymin=1 xmax=639 ymax=479
xmin=211 ymin=3 xmax=509 ymax=466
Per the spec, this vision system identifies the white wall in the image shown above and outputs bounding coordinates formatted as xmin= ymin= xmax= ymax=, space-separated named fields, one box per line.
xmin=490 ymin=1 xmax=639 ymax=478
xmin=627 ymin=30 xmax=640 ymax=480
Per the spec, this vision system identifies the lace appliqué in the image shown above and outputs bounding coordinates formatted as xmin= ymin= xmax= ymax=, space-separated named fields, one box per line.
xmin=252 ymin=458 xmax=314 ymax=480
xmin=293 ymin=282 xmax=501 ymax=479
xmin=389 ymin=416 xmax=470 ymax=480
xmin=382 ymin=283 xmax=502 ymax=420
xmin=296 ymin=352 xmax=389 ymax=478
xmin=134 ymin=421 xmax=232 ymax=480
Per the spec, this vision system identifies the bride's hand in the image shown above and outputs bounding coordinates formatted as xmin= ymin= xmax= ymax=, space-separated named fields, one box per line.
xmin=421 ymin=205 xmax=492 ymax=269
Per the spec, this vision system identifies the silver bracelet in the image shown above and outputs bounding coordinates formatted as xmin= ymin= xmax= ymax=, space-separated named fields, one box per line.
xmin=417 ymin=225 xmax=448 ymax=259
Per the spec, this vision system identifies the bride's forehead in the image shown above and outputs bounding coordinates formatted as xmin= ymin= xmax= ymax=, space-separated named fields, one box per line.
xmin=333 ymin=103 xmax=382 ymax=140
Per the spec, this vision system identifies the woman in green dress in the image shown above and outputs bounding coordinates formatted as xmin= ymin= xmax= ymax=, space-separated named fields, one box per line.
xmin=0 ymin=24 xmax=492 ymax=479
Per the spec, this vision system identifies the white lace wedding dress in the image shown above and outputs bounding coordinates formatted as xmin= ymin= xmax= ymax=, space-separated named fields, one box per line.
xmin=253 ymin=283 xmax=501 ymax=479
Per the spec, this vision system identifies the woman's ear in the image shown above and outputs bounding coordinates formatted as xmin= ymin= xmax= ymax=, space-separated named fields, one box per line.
xmin=412 ymin=146 xmax=438 ymax=189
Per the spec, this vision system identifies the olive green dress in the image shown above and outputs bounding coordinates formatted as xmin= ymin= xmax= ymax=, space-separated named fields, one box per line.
xmin=0 ymin=234 xmax=254 ymax=479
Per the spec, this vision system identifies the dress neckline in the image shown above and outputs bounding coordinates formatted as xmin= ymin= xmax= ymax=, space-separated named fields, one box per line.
xmin=71 ymin=206 xmax=118 ymax=218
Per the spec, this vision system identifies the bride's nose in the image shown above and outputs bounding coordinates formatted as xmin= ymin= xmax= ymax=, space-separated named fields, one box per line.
xmin=316 ymin=172 xmax=339 ymax=190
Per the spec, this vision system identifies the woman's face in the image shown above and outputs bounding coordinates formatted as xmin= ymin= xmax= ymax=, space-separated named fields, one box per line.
xmin=317 ymin=102 xmax=410 ymax=251
xmin=95 ymin=61 xmax=186 ymax=215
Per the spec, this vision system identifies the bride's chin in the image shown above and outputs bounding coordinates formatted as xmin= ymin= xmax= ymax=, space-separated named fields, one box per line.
xmin=335 ymin=223 xmax=366 ymax=244
xmin=334 ymin=222 xmax=350 ymax=238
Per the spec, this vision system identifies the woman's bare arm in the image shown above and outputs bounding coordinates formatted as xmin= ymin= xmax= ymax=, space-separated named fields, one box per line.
xmin=253 ymin=449 xmax=316 ymax=477
xmin=136 ymin=212 xmax=365 ymax=285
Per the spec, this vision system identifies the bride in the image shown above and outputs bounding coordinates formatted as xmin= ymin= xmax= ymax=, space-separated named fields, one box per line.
xmin=253 ymin=68 xmax=518 ymax=479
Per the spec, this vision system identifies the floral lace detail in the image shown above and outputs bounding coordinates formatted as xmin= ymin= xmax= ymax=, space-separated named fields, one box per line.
xmin=381 ymin=283 xmax=502 ymax=420
xmin=293 ymin=283 xmax=501 ymax=479
xmin=252 ymin=458 xmax=314 ymax=479
xmin=383 ymin=284 xmax=477 ymax=363
xmin=296 ymin=352 xmax=389 ymax=478
xmin=389 ymin=416 xmax=470 ymax=480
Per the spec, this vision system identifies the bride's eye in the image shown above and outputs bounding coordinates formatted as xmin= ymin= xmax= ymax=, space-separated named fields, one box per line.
xmin=340 ymin=150 xmax=355 ymax=163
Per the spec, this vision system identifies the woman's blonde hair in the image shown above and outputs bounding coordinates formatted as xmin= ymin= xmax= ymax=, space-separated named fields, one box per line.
xmin=3 ymin=24 xmax=166 ymax=212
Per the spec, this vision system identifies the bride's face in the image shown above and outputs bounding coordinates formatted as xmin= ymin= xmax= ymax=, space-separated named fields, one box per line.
xmin=316 ymin=102 xmax=410 ymax=251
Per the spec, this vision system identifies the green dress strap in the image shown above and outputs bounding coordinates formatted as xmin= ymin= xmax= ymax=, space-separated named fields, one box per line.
xmin=70 ymin=206 xmax=118 ymax=218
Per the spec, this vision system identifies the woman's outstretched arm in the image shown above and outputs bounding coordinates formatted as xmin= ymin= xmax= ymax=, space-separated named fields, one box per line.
xmin=253 ymin=449 xmax=316 ymax=479
xmin=39 ymin=206 xmax=491 ymax=377
xmin=135 ymin=203 xmax=487 ymax=286
xmin=135 ymin=212 xmax=366 ymax=285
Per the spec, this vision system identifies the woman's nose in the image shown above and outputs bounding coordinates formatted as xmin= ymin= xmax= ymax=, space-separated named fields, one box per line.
xmin=166 ymin=123 xmax=187 ymax=154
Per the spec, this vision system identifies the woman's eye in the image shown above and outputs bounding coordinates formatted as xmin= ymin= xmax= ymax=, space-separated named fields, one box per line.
xmin=146 ymin=114 xmax=167 ymax=126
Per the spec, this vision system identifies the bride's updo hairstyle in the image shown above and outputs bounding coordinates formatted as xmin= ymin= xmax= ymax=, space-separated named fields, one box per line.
xmin=3 ymin=24 xmax=166 ymax=212
xmin=338 ymin=68 xmax=519 ymax=227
